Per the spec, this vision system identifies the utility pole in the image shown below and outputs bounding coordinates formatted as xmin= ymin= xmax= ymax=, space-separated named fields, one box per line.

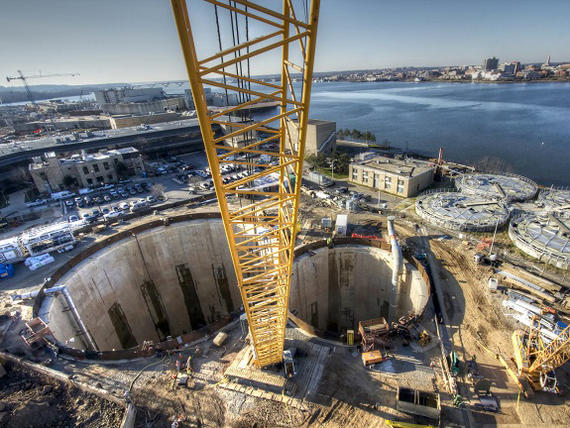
xmin=331 ymin=159 xmax=336 ymax=181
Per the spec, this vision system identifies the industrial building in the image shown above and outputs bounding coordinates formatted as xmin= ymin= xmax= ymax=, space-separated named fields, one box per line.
xmin=13 ymin=116 xmax=111 ymax=133
xmin=456 ymin=172 xmax=537 ymax=202
xmin=415 ymin=191 xmax=510 ymax=232
xmin=286 ymin=119 xmax=336 ymax=156
xmin=29 ymin=147 xmax=144 ymax=193
xmin=184 ymin=88 xmax=239 ymax=109
xmin=349 ymin=155 xmax=434 ymax=197
xmin=94 ymin=87 xmax=186 ymax=115
xmin=108 ymin=112 xmax=180 ymax=129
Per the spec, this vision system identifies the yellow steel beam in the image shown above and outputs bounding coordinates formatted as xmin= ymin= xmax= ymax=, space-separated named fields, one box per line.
xmin=171 ymin=0 xmax=320 ymax=368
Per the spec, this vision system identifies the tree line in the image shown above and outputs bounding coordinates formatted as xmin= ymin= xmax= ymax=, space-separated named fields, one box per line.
xmin=336 ymin=128 xmax=376 ymax=142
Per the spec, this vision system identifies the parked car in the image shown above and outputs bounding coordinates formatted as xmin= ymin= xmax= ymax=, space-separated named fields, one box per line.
xmin=103 ymin=195 xmax=112 ymax=202
xmin=65 ymin=199 xmax=74 ymax=207
xmin=102 ymin=208 xmax=110 ymax=215
xmin=26 ymin=199 xmax=47 ymax=208
xmin=103 ymin=211 xmax=123 ymax=221
xmin=130 ymin=201 xmax=148 ymax=212
xmin=92 ymin=209 xmax=101 ymax=217
xmin=120 ymin=202 xmax=130 ymax=210
xmin=68 ymin=215 xmax=79 ymax=222
xmin=146 ymin=196 xmax=157 ymax=203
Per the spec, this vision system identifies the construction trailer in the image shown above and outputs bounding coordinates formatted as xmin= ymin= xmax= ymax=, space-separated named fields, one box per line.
xmin=0 ymin=236 xmax=26 ymax=264
xmin=335 ymin=214 xmax=348 ymax=236
xmin=20 ymin=223 xmax=75 ymax=257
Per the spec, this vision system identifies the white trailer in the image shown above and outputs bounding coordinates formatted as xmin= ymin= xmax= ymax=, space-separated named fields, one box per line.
xmin=20 ymin=223 xmax=75 ymax=257
xmin=335 ymin=214 xmax=348 ymax=236
xmin=0 ymin=237 xmax=26 ymax=263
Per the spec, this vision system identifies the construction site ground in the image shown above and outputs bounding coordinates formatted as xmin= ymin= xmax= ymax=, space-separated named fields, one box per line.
xmin=0 ymin=363 xmax=123 ymax=427
xmin=0 ymin=194 xmax=569 ymax=426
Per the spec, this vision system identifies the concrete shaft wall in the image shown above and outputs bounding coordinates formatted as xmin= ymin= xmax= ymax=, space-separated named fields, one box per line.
xmin=289 ymin=245 xmax=429 ymax=335
xmin=47 ymin=219 xmax=241 ymax=351
xmin=46 ymin=220 xmax=429 ymax=351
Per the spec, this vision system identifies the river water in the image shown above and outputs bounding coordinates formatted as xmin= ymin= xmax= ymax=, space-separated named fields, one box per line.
xmin=305 ymin=81 xmax=570 ymax=187
xmin=16 ymin=80 xmax=567 ymax=186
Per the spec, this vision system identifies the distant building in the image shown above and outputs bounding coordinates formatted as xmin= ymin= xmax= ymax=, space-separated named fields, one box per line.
xmin=502 ymin=63 xmax=516 ymax=75
xmin=482 ymin=57 xmax=499 ymax=71
xmin=95 ymin=87 xmax=185 ymax=115
xmin=108 ymin=112 xmax=180 ymax=129
xmin=29 ymin=148 xmax=144 ymax=193
xmin=94 ymin=87 xmax=164 ymax=105
xmin=348 ymin=155 xmax=434 ymax=197
xmin=184 ymin=88 xmax=239 ymax=109
xmin=13 ymin=116 xmax=111 ymax=134
xmin=286 ymin=119 xmax=336 ymax=156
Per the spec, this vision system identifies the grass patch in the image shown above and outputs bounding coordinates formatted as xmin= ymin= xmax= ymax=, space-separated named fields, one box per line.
xmin=314 ymin=166 xmax=348 ymax=180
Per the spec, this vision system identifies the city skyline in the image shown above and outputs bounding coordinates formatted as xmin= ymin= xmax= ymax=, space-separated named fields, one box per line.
xmin=1 ymin=0 xmax=570 ymax=86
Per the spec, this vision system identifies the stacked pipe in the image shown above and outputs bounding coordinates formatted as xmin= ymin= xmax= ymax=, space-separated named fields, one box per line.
xmin=387 ymin=216 xmax=403 ymax=322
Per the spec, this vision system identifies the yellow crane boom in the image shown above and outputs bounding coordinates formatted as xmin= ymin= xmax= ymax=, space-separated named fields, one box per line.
xmin=171 ymin=0 xmax=320 ymax=367
xmin=512 ymin=317 xmax=570 ymax=392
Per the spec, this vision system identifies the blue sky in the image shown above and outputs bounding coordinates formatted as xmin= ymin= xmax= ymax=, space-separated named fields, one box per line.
xmin=1 ymin=0 xmax=569 ymax=86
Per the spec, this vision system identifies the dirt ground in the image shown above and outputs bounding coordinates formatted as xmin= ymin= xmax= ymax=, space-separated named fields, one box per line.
xmin=0 ymin=363 xmax=124 ymax=428
xmin=2 ymin=198 xmax=569 ymax=427
xmin=398 ymin=214 xmax=570 ymax=426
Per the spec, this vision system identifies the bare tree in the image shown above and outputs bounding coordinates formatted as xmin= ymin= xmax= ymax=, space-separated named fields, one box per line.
xmin=150 ymin=183 xmax=166 ymax=200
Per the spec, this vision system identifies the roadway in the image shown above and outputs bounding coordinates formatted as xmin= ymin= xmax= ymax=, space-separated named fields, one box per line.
xmin=0 ymin=118 xmax=210 ymax=169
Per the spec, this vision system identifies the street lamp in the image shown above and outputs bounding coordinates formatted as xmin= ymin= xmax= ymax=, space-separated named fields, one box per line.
xmin=331 ymin=159 xmax=337 ymax=181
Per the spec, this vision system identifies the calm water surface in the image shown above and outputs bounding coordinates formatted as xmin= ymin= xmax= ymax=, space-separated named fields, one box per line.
xmin=306 ymin=81 xmax=570 ymax=186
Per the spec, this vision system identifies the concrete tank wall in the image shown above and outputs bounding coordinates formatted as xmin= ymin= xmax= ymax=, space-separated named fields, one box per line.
xmin=289 ymin=245 xmax=429 ymax=335
xmin=45 ymin=219 xmax=429 ymax=352
xmin=47 ymin=219 xmax=241 ymax=351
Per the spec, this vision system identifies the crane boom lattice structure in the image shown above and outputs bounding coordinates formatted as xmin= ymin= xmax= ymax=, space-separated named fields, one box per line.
xmin=6 ymin=71 xmax=79 ymax=106
xmin=512 ymin=318 xmax=570 ymax=392
xmin=171 ymin=0 xmax=320 ymax=368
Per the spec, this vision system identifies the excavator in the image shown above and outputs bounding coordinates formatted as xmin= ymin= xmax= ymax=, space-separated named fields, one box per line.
xmin=170 ymin=0 xmax=320 ymax=368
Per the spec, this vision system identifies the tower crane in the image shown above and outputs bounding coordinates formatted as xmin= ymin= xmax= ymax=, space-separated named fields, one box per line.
xmin=512 ymin=317 xmax=570 ymax=393
xmin=170 ymin=0 xmax=320 ymax=368
xmin=6 ymin=71 xmax=79 ymax=106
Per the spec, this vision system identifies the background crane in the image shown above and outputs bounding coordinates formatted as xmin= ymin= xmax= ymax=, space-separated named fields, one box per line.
xmin=171 ymin=0 xmax=320 ymax=368
xmin=6 ymin=71 xmax=79 ymax=106
xmin=512 ymin=317 xmax=570 ymax=392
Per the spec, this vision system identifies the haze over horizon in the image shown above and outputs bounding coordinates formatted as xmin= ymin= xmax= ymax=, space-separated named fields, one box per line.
xmin=1 ymin=0 xmax=569 ymax=87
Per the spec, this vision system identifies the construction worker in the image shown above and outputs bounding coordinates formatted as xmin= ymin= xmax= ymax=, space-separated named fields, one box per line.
xmin=186 ymin=355 xmax=193 ymax=375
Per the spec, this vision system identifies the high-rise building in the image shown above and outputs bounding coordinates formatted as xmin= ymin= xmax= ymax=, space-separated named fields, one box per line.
xmin=503 ymin=63 xmax=516 ymax=75
xmin=482 ymin=57 xmax=499 ymax=71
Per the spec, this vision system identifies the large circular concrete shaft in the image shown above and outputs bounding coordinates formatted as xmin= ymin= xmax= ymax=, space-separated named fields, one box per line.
xmin=42 ymin=217 xmax=430 ymax=352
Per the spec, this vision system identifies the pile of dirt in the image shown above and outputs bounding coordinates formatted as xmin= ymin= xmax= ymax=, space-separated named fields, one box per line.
xmin=0 ymin=363 xmax=123 ymax=428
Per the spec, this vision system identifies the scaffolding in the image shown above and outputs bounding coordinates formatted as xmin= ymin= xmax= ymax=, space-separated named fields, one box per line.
xmin=171 ymin=0 xmax=320 ymax=367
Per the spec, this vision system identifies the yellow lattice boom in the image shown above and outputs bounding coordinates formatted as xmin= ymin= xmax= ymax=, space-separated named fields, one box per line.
xmin=171 ymin=0 xmax=320 ymax=367
xmin=512 ymin=317 xmax=570 ymax=390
